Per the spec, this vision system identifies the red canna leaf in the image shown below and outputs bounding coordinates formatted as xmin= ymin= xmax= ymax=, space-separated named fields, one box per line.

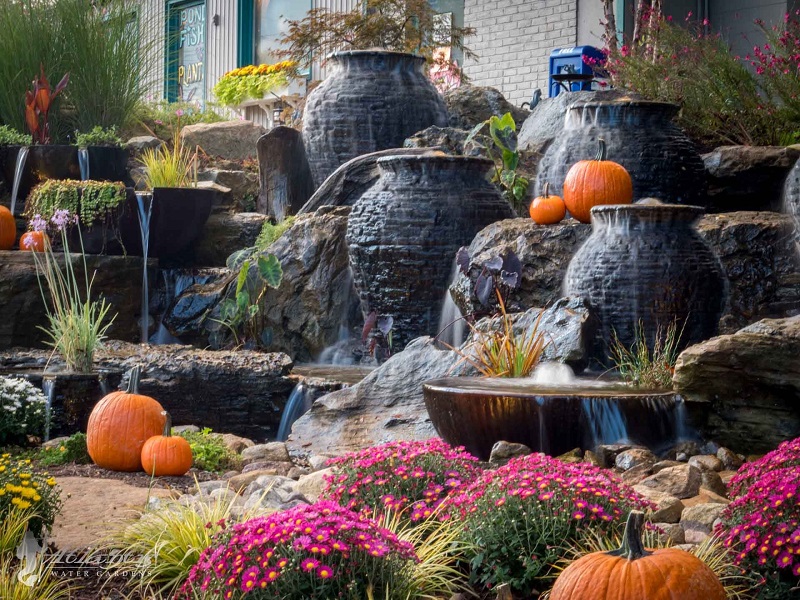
xmin=24 ymin=104 xmax=39 ymax=139
xmin=53 ymin=72 xmax=69 ymax=97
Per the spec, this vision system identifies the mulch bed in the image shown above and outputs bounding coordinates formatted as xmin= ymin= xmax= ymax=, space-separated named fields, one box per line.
xmin=47 ymin=463 xmax=218 ymax=494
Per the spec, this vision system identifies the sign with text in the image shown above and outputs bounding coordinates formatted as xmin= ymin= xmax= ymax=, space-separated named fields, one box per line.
xmin=176 ymin=2 xmax=205 ymax=102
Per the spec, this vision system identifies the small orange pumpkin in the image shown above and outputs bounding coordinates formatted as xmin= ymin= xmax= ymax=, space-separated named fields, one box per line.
xmin=141 ymin=411 xmax=193 ymax=477
xmin=562 ymin=138 xmax=633 ymax=223
xmin=86 ymin=366 xmax=166 ymax=472
xmin=529 ymin=183 xmax=566 ymax=224
xmin=19 ymin=230 xmax=48 ymax=252
xmin=550 ymin=510 xmax=726 ymax=600
xmin=0 ymin=206 xmax=16 ymax=250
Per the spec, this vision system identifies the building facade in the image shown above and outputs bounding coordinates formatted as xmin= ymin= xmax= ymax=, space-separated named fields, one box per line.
xmin=138 ymin=0 xmax=797 ymax=121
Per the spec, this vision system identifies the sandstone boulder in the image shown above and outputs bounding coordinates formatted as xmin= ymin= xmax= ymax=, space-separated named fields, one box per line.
xmin=181 ymin=120 xmax=266 ymax=161
xmin=616 ymin=448 xmax=657 ymax=471
xmin=637 ymin=465 xmax=702 ymax=499
xmin=489 ymin=441 xmax=532 ymax=463
xmin=632 ymin=486 xmax=685 ymax=524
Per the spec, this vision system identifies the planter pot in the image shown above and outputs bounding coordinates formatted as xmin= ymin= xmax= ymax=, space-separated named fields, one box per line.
xmin=423 ymin=376 xmax=690 ymax=460
xmin=564 ymin=202 xmax=727 ymax=363
xmin=534 ymin=101 xmax=708 ymax=208
xmin=84 ymin=146 xmax=130 ymax=184
xmin=302 ymin=50 xmax=448 ymax=188
xmin=65 ymin=187 xmax=138 ymax=255
xmin=346 ymin=154 xmax=515 ymax=347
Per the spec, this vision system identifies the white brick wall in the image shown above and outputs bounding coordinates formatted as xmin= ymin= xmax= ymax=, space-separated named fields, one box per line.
xmin=463 ymin=0 xmax=578 ymax=106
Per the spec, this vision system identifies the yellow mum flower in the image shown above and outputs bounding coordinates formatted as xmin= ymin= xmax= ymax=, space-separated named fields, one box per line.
xmin=33 ymin=494 xmax=41 ymax=502
xmin=0 ymin=489 xmax=5 ymax=496
xmin=47 ymin=478 xmax=56 ymax=487
xmin=17 ymin=500 xmax=31 ymax=510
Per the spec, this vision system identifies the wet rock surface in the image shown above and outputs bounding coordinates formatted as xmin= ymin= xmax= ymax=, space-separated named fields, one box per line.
xmin=674 ymin=316 xmax=800 ymax=453
xmin=256 ymin=126 xmax=314 ymax=220
xmin=444 ymin=85 xmax=530 ymax=129
xmin=191 ymin=212 xmax=268 ymax=267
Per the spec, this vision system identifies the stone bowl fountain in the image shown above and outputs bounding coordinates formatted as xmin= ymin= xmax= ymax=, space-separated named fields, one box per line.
xmin=533 ymin=100 xmax=707 ymax=207
xmin=423 ymin=373 xmax=690 ymax=460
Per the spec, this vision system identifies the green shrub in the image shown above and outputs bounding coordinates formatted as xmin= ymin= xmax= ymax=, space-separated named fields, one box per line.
xmin=24 ymin=180 xmax=127 ymax=228
xmin=255 ymin=216 xmax=295 ymax=251
xmin=36 ymin=433 xmax=91 ymax=467
xmin=0 ymin=125 xmax=29 ymax=146
xmin=177 ymin=428 xmax=240 ymax=473
xmin=129 ymin=101 xmax=224 ymax=141
xmin=74 ymin=126 xmax=123 ymax=148
xmin=609 ymin=320 xmax=681 ymax=390
xmin=0 ymin=377 xmax=46 ymax=446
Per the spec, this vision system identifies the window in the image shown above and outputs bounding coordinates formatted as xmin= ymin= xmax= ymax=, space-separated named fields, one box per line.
xmin=166 ymin=0 xmax=206 ymax=103
xmin=256 ymin=0 xmax=311 ymax=68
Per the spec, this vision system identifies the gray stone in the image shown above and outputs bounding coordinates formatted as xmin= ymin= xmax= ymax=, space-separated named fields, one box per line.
xmin=688 ymin=455 xmax=724 ymax=472
xmin=681 ymin=503 xmax=727 ymax=540
xmin=192 ymin=212 xmax=268 ymax=267
xmin=633 ymin=486 xmax=685 ymax=524
xmin=593 ymin=444 xmax=634 ymax=469
xmin=257 ymin=126 xmax=314 ymax=220
xmin=42 ymin=436 xmax=70 ymax=450
xmin=221 ymin=433 xmax=255 ymax=454
xmin=288 ymin=336 xmax=463 ymax=456
xmin=295 ymin=467 xmax=333 ymax=503
xmin=716 ymin=447 xmax=743 ymax=470
xmin=404 ymin=126 xmax=476 ymax=156
xmin=162 ymin=269 xmax=231 ymax=345
xmin=209 ymin=487 xmax=242 ymax=505
xmin=172 ymin=425 xmax=200 ymax=434
xmin=700 ymin=471 xmax=728 ymax=498
xmin=195 ymin=480 xmax=228 ymax=496
xmin=703 ymin=145 xmax=800 ymax=212
xmin=198 ymin=169 xmax=259 ymax=210
xmin=652 ymin=460 xmax=683 ymax=473
xmin=228 ymin=469 xmax=284 ymax=492
xmin=308 ymin=455 xmax=332 ymax=472
xmin=298 ymin=148 xmax=434 ymax=215
xmin=444 ymin=85 xmax=530 ymax=130
xmin=181 ymin=120 xmax=266 ymax=161
xmin=675 ymin=316 xmax=800 ymax=453
xmin=489 ymin=441 xmax=532 ymax=463
xmin=638 ymin=465 xmax=702 ymax=499
xmin=242 ymin=442 xmax=290 ymax=465
xmin=655 ymin=523 xmax=685 ymax=545
xmin=288 ymin=466 xmax=309 ymax=479
xmin=241 ymin=461 xmax=293 ymax=475
xmin=621 ymin=463 xmax=655 ymax=486
xmin=125 ymin=135 xmax=163 ymax=155
xmin=616 ymin=448 xmax=657 ymax=471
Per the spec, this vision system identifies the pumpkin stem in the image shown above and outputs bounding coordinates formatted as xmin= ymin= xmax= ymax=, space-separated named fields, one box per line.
xmin=162 ymin=411 xmax=172 ymax=437
xmin=609 ymin=510 xmax=651 ymax=560
xmin=595 ymin=138 xmax=607 ymax=162
xmin=126 ymin=365 xmax=142 ymax=394
xmin=542 ymin=182 xmax=550 ymax=198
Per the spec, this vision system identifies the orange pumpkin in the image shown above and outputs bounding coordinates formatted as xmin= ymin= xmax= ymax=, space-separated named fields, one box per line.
xmin=550 ymin=511 xmax=726 ymax=600
xmin=86 ymin=366 xmax=166 ymax=472
xmin=141 ymin=411 xmax=193 ymax=477
xmin=562 ymin=138 xmax=633 ymax=223
xmin=529 ymin=183 xmax=566 ymax=224
xmin=0 ymin=206 xmax=16 ymax=250
xmin=19 ymin=231 xmax=48 ymax=252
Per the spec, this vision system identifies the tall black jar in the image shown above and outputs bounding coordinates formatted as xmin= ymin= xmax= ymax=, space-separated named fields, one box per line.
xmin=346 ymin=154 xmax=515 ymax=348
xmin=534 ymin=101 xmax=708 ymax=207
xmin=302 ymin=50 xmax=448 ymax=188
xmin=564 ymin=202 xmax=727 ymax=364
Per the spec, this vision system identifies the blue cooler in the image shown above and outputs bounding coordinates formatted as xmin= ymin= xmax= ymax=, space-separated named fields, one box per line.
xmin=548 ymin=46 xmax=605 ymax=97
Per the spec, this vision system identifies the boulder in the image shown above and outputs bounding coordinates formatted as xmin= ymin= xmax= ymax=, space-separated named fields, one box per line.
xmin=450 ymin=218 xmax=592 ymax=318
xmin=700 ymin=470 xmax=728 ymax=498
xmin=241 ymin=442 xmax=291 ymax=465
xmin=0 ymin=251 xmax=149 ymax=348
xmin=162 ymin=269 xmax=232 ymax=345
xmin=444 ymin=85 xmax=530 ymax=130
xmin=297 ymin=148 xmax=433 ymax=215
xmin=125 ymin=135 xmax=163 ymax=156
xmin=180 ymin=120 xmax=266 ymax=161
xmin=703 ymin=145 xmax=800 ymax=212
xmin=637 ymin=464 xmax=702 ymax=499
xmin=681 ymin=503 xmax=727 ymax=543
xmin=192 ymin=213 xmax=268 ymax=267
xmin=652 ymin=460 xmax=683 ymax=473
xmin=632 ymin=486 xmax=685 ymax=524
xmin=655 ymin=523 xmax=685 ymax=544
xmin=593 ymin=444 xmax=634 ymax=469
xmin=295 ymin=467 xmax=333 ymax=503
xmin=404 ymin=126 xmax=477 ymax=156
xmin=696 ymin=211 xmax=800 ymax=332
xmin=94 ymin=341 xmax=296 ymax=441
xmin=256 ymin=126 xmax=315 ymax=220
xmin=198 ymin=169 xmax=259 ymax=210
xmin=688 ymin=455 xmax=723 ymax=472
xmin=616 ymin=448 xmax=657 ymax=471
xmin=287 ymin=337 xmax=462 ymax=456
xmin=489 ymin=441 xmax=532 ymax=463
xmin=221 ymin=433 xmax=255 ymax=454
xmin=716 ymin=447 xmax=743 ymax=470
xmin=674 ymin=316 xmax=800 ymax=453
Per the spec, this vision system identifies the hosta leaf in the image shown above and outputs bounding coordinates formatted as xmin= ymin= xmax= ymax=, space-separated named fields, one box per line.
xmin=257 ymin=253 xmax=283 ymax=288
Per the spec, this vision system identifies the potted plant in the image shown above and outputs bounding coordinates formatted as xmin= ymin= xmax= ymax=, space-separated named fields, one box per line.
xmin=212 ymin=61 xmax=299 ymax=107
xmin=74 ymin=126 xmax=130 ymax=184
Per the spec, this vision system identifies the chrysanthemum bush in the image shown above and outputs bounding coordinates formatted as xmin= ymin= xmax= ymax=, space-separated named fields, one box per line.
xmin=177 ymin=501 xmax=419 ymax=600
xmin=0 ymin=376 xmax=46 ymax=445
xmin=0 ymin=454 xmax=60 ymax=539
xmin=445 ymin=453 xmax=652 ymax=595
xmin=718 ymin=437 xmax=800 ymax=598
xmin=322 ymin=439 xmax=480 ymax=522
xmin=212 ymin=61 xmax=298 ymax=106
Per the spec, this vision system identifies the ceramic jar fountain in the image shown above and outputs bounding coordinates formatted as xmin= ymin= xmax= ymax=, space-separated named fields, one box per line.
xmin=564 ymin=202 xmax=727 ymax=363
xmin=534 ymin=101 xmax=708 ymax=207
xmin=783 ymin=156 xmax=800 ymax=223
xmin=346 ymin=154 xmax=515 ymax=348
xmin=302 ymin=50 xmax=448 ymax=188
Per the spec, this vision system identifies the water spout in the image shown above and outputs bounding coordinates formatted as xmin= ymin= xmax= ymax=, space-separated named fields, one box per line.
xmin=9 ymin=147 xmax=29 ymax=217
xmin=277 ymin=382 xmax=313 ymax=441
xmin=136 ymin=193 xmax=154 ymax=343
xmin=41 ymin=377 xmax=56 ymax=442
xmin=77 ymin=148 xmax=90 ymax=181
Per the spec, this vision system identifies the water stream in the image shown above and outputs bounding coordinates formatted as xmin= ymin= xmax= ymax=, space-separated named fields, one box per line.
xmin=436 ymin=260 xmax=465 ymax=348
xmin=9 ymin=147 xmax=29 ymax=216
xmin=135 ymin=193 xmax=154 ymax=343
xmin=77 ymin=148 xmax=90 ymax=181
xmin=276 ymin=382 xmax=313 ymax=441
xmin=41 ymin=378 xmax=56 ymax=443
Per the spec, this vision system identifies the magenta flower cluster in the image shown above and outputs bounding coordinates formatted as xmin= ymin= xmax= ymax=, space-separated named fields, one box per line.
xmin=178 ymin=501 xmax=417 ymax=600
xmin=445 ymin=453 xmax=651 ymax=593
xmin=322 ymin=439 xmax=480 ymax=522
xmin=719 ymin=437 xmax=800 ymax=590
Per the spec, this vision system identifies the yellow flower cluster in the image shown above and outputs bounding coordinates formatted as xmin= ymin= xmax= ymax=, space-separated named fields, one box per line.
xmin=224 ymin=61 xmax=298 ymax=79
xmin=0 ymin=453 xmax=58 ymax=520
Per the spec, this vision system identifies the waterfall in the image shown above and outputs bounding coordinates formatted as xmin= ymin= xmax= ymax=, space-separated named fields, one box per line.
xmin=436 ymin=260 xmax=465 ymax=348
xmin=276 ymin=382 xmax=313 ymax=441
xmin=77 ymin=148 xmax=90 ymax=181
xmin=582 ymin=398 xmax=630 ymax=447
xmin=136 ymin=193 xmax=154 ymax=343
xmin=9 ymin=147 xmax=29 ymax=216
xmin=41 ymin=378 xmax=56 ymax=442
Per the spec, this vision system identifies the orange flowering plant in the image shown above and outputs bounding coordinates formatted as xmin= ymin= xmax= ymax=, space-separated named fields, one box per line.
xmin=24 ymin=65 xmax=69 ymax=145
xmin=212 ymin=61 xmax=298 ymax=106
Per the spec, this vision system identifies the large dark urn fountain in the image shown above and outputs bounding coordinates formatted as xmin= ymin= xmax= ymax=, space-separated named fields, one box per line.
xmin=564 ymin=202 xmax=727 ymax=362
xmin=302 ymin=50 xmax=448 ymax=187
xmin=782 ymin=156 xmax=800 ymax=223
xmin=346 ymin=154 xmax=515 ymax=348
xmin=534 ymin=101 xmax=708 ymax=207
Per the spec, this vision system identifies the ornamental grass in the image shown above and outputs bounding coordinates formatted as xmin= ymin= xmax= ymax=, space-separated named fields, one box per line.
xmin=445 ymin=453 xmax=651 ymax=596
xmin=177 ymin=501 xmax=418 ymax=600
xmin=322 ymin=439 xmax=480 ymax=524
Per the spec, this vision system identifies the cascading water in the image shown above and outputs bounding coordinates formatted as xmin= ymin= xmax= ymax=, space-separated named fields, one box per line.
xmin=77 ymin=148 xmax=90 ymax=181
xmin=41 ymin=378 xmax=56 ymax=443
xmin=276 ymin=382 xmax=313 ymax=441
xmin=436 ymin=260 xmax=466 ymax=348
xmin=136 ymin=193 xmax=154 ymax=343
xmin=9 ymin=147 xmax=29 ymax=216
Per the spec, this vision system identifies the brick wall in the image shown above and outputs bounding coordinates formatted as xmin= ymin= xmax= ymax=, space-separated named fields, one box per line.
xmin=463 ymin=0 xmax=578 ymax=106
